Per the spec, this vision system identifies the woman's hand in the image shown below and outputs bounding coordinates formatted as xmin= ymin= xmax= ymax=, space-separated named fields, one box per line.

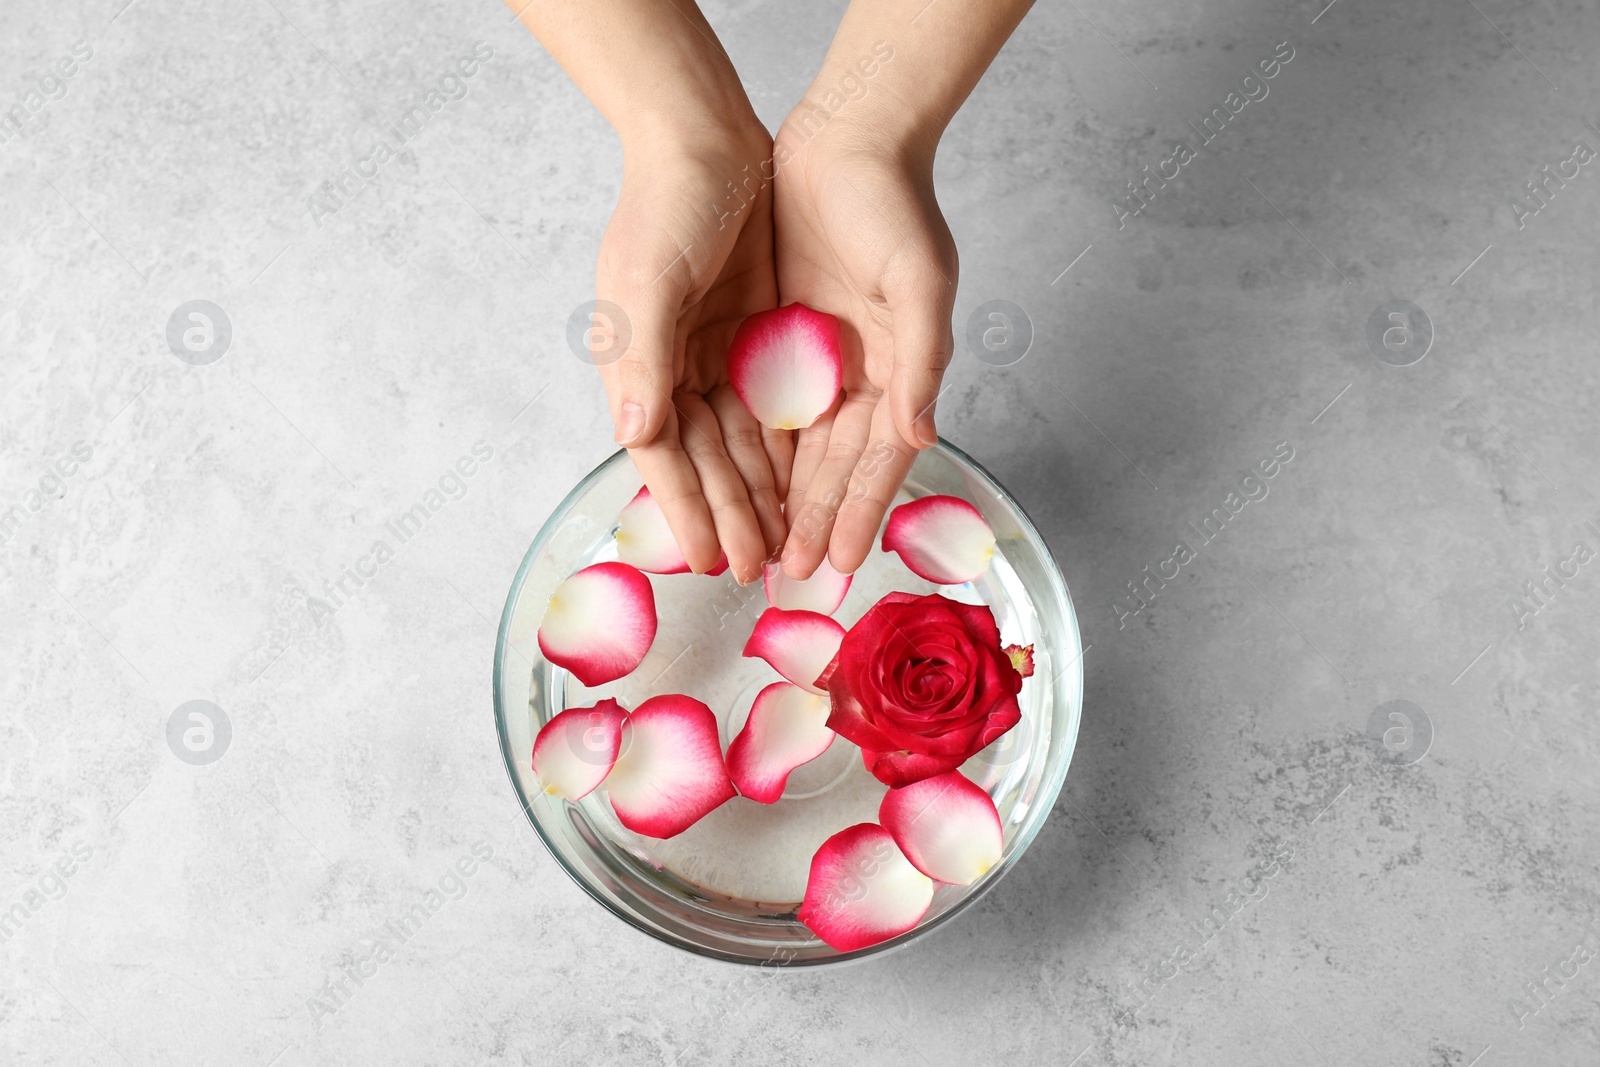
xmin=512 ymin=0 xmax=792 ymax=583
xmin=513 ymin=0 xmax=1031 ymax=582
xmin=772 ymin=122 xmax=957 ymax=579
xmin=595 ymin=125 xmax=791 ymax=583
xmin=768 ymin=0 xmax=1031 ymax=580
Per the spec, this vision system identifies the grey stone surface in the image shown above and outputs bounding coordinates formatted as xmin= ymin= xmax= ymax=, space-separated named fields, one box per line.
xmin=3 ymin=0 xmax=1598 ymax=1064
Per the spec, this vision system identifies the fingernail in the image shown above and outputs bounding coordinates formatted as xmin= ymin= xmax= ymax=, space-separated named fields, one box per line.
xmin=915 ymin=412 xmax=938 ymax=448
xmin=615 ymin=402 xmax=645 ymax=445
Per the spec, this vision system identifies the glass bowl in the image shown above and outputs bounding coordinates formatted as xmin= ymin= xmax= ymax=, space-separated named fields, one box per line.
xmin=493 ymin=441 xmax=1082 ymax=966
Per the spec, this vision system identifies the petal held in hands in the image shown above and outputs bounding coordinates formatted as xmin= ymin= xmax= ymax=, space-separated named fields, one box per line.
xmin=742 ymin=607 xmax=845 ymax=694
xmin=882 ymin=495 xmax=996 ymax=585
xmin=798 ymin=823 xmax=934 ymax=952
xmin=762 ymin=557 xmax=852 ymax=615
xmin=725 ymin=682 xmax=834 ymax=804
xmin=605 ymin=694 xmax=736 ymax=839
xmin=537 ymin=562 xmax=658 ymax=686
xmin=728 ymin=303 xmax=844 ymax=431
xmin=531 ymin=699 xmax=628 ymax=801
xmin=878 ymin=771 xmax=1003 ymax=886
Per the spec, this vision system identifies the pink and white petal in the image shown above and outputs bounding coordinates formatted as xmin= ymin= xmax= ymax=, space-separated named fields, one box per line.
xmin=878 ymin=771 xmax=1003 ymax=886
xmin=881 ymin=496 xmax=997 ymax=585
xmin=763 ymin=556 xmax=852 ymax=615
xmin=615 ymin=488 xmax=729 ymax=577
xmin=727 ymin=304 xmax=844 ymax=431
xmin=742 ymin=608 xmax=844 ymax=694
xmin=537 ymin=562 xmax=658 ymax=686
xmin=615 ymin=486 xmax=690 ymax=574
xmin=605 ymin=694 xmax=735 ymax=838
xmin=798 ymin=824 xmax=935 ymax=952
xmin=726 ymin=683 xmax=834 ymax=804
xmin=531 ymin=699 xmax=627 ymax=801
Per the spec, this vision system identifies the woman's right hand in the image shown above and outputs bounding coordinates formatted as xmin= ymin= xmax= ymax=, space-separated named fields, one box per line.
xmin=592 ymin=123 xmax=791 ymax=585
xmin=508 ymin=0 xmax=794 ymax=584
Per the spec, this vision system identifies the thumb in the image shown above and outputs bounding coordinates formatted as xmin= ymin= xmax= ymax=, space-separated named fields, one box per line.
xmin=887 ymin=269 xmax=955 ymax=450
xmin=595 ymin=272 xmax=684 ymax=449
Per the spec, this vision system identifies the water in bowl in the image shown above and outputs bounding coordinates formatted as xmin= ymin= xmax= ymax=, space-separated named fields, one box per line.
xmin=548 ymin=492 xmax=1045 ymax=906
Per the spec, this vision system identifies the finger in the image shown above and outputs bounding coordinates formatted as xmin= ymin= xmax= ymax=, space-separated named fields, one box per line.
xmin=761 ymin=424 xmax=795 ymax=504
xmin=885 ymin=263 xmax=957 ymax=450
xmin=780 ymin=391 xmax=876 ymax=579
xmin=625 ymin=407 xmax=722 ymax=575
xmin=708 ymin=386 xmax=787 ymax=558
xmin=784 ymin=393 xmax=841 ymax=520
xmin=595 ymin=245 xmax=690 ymax=448
xmin=677 ymin=393 xmax=770 ymax=585
xmin=828 ymin=404 xmax=917 ymax=574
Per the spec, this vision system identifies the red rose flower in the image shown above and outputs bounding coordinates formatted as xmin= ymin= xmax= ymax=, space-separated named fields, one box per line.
xmin=823 ymin=592 xmax=1030 ymax=788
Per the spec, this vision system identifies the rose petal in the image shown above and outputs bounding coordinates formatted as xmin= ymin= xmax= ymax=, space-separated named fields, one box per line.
xmin=725 ymin=683 xmax=834 ymax=804
xmin=742 ymin=608 xmax=845 ymax=694
xmin=615 ymin=486 xmax=689 ymax=574
xmin=824 ymin=685 xmax=901 ymax=755
xmin=605 ymin=694 xmax=735 ymax=838
xmin=727 ymin=304 xmax=844 ymax=430
xmin=798 ymin=824 xmax=934 ymax=952
xmin=860 ymin=747 xmax=966 ymax=790
xmin=879 ymin=771 xmax=1002 ymax=886
xmin=1004 ymin=643 xmax=1035 ymax=679
xmin=531 ymin=699 xmax=627 ymax=801
xmin=763 ymin=557 xmax=852 ymax=615
xmin=882 ymin=495 xmax=996 ymax=585
xmin=814 ymin=655 xmax=840 ymax=691
xmin=538 ymin=562 xmax=657 ymax=686
xmin=616 ymin=486 xmax=729 ymax=576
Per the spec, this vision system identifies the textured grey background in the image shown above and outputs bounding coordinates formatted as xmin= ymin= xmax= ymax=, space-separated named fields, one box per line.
xmin=3 ymin=0 xmax=1598 ymax=1064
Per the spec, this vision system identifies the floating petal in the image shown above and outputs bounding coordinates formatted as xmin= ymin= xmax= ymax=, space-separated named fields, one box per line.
xmin=537 ymin=562 xmax=657 ymax=686
xmin=763 ymin=556 xmax=851 ymax=615
xmin=881 ymin=495 xmax=996 ymax=585
xmin=798 ymin=824 xmax=934 ymax=952
xmin=531 ymin=699 xmax=627 ymax=801
xmin=616 ymin=486 xmax=689 ymax=574
xmin=605 ymin=694 xmax=735 ymax=838
xmin=742 ymin=608 xmax=844 ymax=694
xmin=726 ymin=683 xmax=834 ymax=803
xmin=615 ymin=486 xmax=729 ymax=576
xmin=879 ymin=771 xmax=1002 ymax=886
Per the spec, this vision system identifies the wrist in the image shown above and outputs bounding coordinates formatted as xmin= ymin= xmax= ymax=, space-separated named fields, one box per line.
xmin=616 ymin=111 xmax=773 ymax=238
xmin=620 ymin=105 xmax=770 ymax=168
xmin=780 ymin=57 xmax=946 ymax=170
xmin=528 ymin=0 xmax=766 ymax=164
xmin=775 ymin=94 xmax=939 ymax=179
xmin=610 ymin=50 xmax=766 ymax=162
